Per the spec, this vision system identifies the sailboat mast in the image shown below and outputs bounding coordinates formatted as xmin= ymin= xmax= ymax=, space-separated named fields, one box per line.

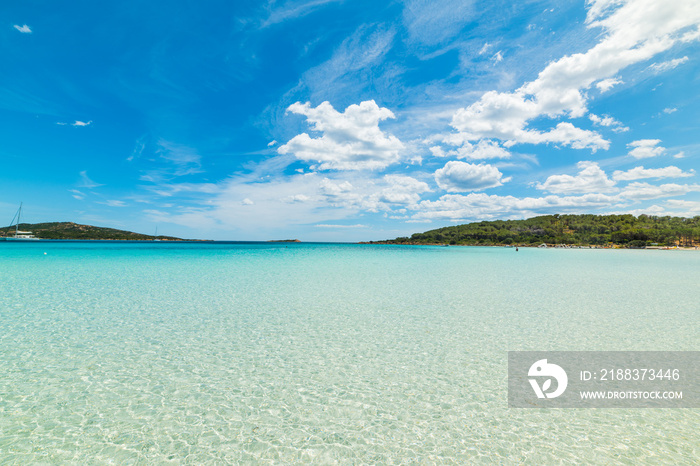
xmin=16 ymin=203 xmax=22 ymax=236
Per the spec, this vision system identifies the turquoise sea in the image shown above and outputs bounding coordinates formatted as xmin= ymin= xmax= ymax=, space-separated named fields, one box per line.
xmin=0 ymin=242 xmax=698 ymax=464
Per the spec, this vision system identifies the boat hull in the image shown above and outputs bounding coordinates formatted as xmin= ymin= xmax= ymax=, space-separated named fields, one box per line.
xmin=1 ymin=237 xmax=41 ymax=241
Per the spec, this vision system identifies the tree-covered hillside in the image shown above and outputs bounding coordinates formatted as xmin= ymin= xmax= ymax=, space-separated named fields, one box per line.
xmin=375 ymin=214 xmax=700 ymax=247
xmin=0 ymin=222 xmax=183 ymax=241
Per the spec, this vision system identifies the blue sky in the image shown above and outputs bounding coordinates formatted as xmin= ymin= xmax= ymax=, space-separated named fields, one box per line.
xmin=2 ymin=0 xmax=699 ymax=241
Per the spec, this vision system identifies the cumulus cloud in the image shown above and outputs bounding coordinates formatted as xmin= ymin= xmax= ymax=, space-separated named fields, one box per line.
xmin=412 ymin=192 xmax=616 ymax=221
xmin=612 ymin=166 xmax=695 ymax=181
xmin=445 ymin=0 xmax=700 ymax=152
xmin=596 ymin=77 xmax=622 ymax=92
xmin=283 ymin=194 xmax=311 ymax=203
xmin=663 ymin=107 xmax=677 ymax=114
xmin=648 ymin=56 xmax=689 ymax=74
xmin=627 ymin=139 xmax=665 ymax=159
xmin=620 ymin=182 xmax=700 ymax=200
xmin=664 ymin=199 xmax=700 ymax=216
xmin=278 ymin=100 xmax=404 ymax=170
xmin=13 ymin=24 xmax=32 ymax=33
xmin=434 ymin=161 xmax=510 ymax=192
xmin=318 ymin=174 xmax=430 ymax=211
xmin=536 ymin=161 xmax=617 ymax=194
xmin=375 ymin=175 xmax=430 ymax=205
xmin=430 ymin=139 xmax=511 ymax=160
xmin=589 ymin=113 xmax=629 ymax=133
xmin=319 ymin=178 xmax=357 ymax=204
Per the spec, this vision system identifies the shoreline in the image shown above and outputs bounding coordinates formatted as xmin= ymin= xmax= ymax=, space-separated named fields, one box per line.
xmin=361 ymin=241 xmax=700 ymax=250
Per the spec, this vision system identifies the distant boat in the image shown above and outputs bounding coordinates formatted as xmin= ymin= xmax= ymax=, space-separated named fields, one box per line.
xmin=153 ymin=226 xmax=161 ymax=242
xmin=1 ymin=203 xmax=41 ymax=241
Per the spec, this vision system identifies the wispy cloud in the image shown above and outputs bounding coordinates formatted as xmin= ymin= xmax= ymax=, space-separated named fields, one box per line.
xmin=69 ymin=189 xmax=85 ymax=200
xmin=402 ymin=0 xmax=476 ymax=47
xmin=57 ymin=120 xmax=93 ymax=127
xmin=13 ymin=24 xmax=32 ymax=34
xmin=154 ymin=140 xmax=203 ymax=177
xmin=648 ymin=56 xmax=689 ymax=74
xmin=77 ymin=171 xmax=103 ymax=189
xmin=127 ymin=137 xmax=146 ymax=162
xmin=283 ymin=24 xmax=396 ymax=104
xmin=315 ymin=223 xmax=368 ymax=228
xmin=100 ymin=200 xmax=127 ymax=207
xmin=262 ymin=0 xmax=344 ymax=27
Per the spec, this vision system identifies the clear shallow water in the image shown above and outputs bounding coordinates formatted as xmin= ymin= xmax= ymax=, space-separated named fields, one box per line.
xmin=0 ymin=242 xmax=698 ymax=464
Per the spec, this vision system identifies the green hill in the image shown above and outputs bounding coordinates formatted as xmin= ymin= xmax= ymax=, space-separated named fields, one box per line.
xmin=372 ymin=214 xmax=700 ymax=248
xmin=0 ymin=222 xmax=184 ymax=241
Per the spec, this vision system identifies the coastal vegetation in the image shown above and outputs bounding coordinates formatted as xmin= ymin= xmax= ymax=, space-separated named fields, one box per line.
xmin=0 ymin=222 xmax=183 ymax=241
xmin=374 ymin=214 xmax=700 ymax=248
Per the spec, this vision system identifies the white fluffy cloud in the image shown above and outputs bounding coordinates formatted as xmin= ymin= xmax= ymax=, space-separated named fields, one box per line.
xmin=536 ymin=161 xmax=617 ymax=194
xmin=619 ymin=182 xmax=700 ymax=200
xmin=612 ymin=166 xmax=695 ymax=181
xmin=596 ymin=77 xmax=622 ymax=92
xmin=412 ymin=192 xmax=616 ymax=221
xmin=318 ymin=174 xmax=430 ymax=212
xmin=434 ymin=161 xmax=510 ymax=192
xmin=430 ymin=139 xmax=511 ymax=160
xmin=627 ymin=139 xmax=665 ymax=159
xmin=445 ymin=0 xmax=700 ymax=152
xmin=278 ymin=100 xmax=404 ymax=170
xmin=589 ymin=113 xmax=629 ymax=133
xmin=375 ymin=175 xmax=430 ymax=205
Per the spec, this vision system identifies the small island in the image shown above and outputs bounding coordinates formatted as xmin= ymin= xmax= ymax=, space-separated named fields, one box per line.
xmin=368 ymin=214 xmax=700 ymax=248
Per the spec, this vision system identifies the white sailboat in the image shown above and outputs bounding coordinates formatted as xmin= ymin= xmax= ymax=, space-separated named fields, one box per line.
xmin=1 ymin=203 xmax=41 ymax=241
